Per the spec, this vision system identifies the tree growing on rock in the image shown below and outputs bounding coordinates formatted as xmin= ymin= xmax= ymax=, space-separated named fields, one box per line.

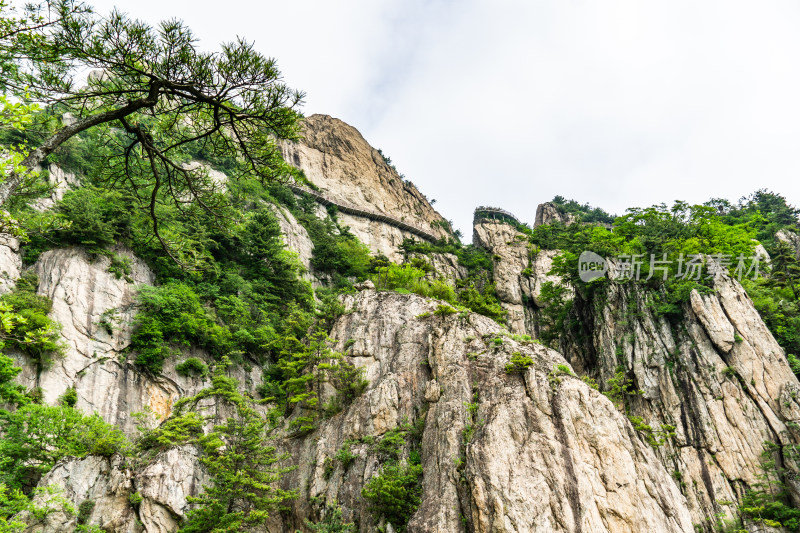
xmin=0 ymin=0 xmax=304 ymax=266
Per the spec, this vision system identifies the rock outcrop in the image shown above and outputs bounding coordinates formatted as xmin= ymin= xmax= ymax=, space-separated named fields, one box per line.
xmin=275 ymin=290 xmax=694 ymax=533
xmin=270 ymin=203 xmax=320 ymax=286
xmin=21 ymin=447 xmax=208 ymax=533
xmin=558 ymin=265 xmax=800 ymax=526
xmin=280 ymin=115 xmax=451 ymax=261
xmin=473 ymin=220 xmax=563 ymax=335
xmin=0 ymin=235 xmax=21 ymax=294
xmin=777 ymin=228 xmax=800 ymax=259
xmin=26 ymin=290 xmax=699 ymax=533
xmin=11 ymin=116 xmax=800 ymax=533
xmin=14 ymin=247 xmax=262 ymax=435
xmin=32 ymin=165 xmax=79 ymax=212
xmin=535 ymin=202 xmax=576 ymax=227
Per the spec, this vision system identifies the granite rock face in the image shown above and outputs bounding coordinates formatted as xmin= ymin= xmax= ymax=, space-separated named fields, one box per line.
xmin=20 ymin=447 xmax=207 ymax=533
xmin=32 ymin=164 xmax=80 ymax=212
xmin=473 ymin=220 xmax=564 ymax=335
xmin=12 ymin=116 xmax=800 ymax=533
xmin=277 ymin=290 xmax=695 ymax=533
xmin=14 ymin=247 xmax=262 ymax=435
xmin=534 ymin=202 xmax=576 ymax=227
xmin=280 ymin=115 xmax=451 ymax=262
xmin=558 ymin=267 xmax=800 ymax=526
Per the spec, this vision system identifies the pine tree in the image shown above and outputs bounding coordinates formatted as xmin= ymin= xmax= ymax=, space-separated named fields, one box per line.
xmin=170 ymin=358 xmax=296 ymax=532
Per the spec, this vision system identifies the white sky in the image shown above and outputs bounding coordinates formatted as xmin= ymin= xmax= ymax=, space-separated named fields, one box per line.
xmin=84 ymin=0 xmax=800 ymax=237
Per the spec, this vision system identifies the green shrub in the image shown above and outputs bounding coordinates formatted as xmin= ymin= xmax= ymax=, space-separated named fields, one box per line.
xmin=58 ymin=387 xmax=78 ymax=407
xmin=504 ymin=353 xmax=534 ymax=374
xmin=0 ymin=404 xmax=130 ymax=490
xmin=627 ymin=416 xmax=675 ymax=447
xmin=433 ymin=304 xmax=457 ymax=317
xmin=740 ymin=442 xmax=800 ymax=531
xmin=547 ymin=364 xmax=575 ymax=388
xmin=581 ymin=375 xmax=599 ymax=390
xmin=377 ymin=427 xmax=407 ymax=461
xmin=175 ymin=358 xmax=209 ymax=378
xmin=335 ymin=443 xmax=357 ymax=470
xmin=361 ymin=462 xmax=423 ymax=531
xmin=76 ymin=499 xmax=94 ymax=525
xmin=0 ymin=272 xmax=64 ymax=368
xmin=603 ymin=367 xmax=643 ymax=412
xmin=789 ymin=354 xmax=800 ymax=377
xmin=371 ymin=263 xmax=456 ymax=305
xmin=305 ymin=501 xmax=356 ymax=533
xmin=131 ymin=283 xmax=229 ymax=373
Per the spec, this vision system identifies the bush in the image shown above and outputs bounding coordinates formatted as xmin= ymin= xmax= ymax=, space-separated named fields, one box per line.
xmin=335 ymin=443 xmax=357 ymax=470
xmin=306 ymin=501 xmax=356 ymax=533
xmin=504 ymin=353 xmax=534 ymax=374
xmin=0 ymin=404 xmax=129 ymax=491
xmin=740 ymin=442 xmax=800 ymax=531
xmin=377 ymin=427 xmax=407 ymax=461
xmin=0 ymin=272 xmax=64 ymax=368
xmin=131 ymin=283 xmax=229 ymax=373
xmin=58 ymin=387 xmax=78 ymax=407
xmin=361 ymin=462 xmax=423 ymax=531
xmin=22 ymin=186 xmax=134 ymax=263
xmin=175 ymin=357 xmax=209 ymax=378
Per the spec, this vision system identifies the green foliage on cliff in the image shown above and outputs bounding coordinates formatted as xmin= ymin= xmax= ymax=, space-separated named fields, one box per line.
xmin=550 ymin=195 xmax=615 ymax=224
xmin=362 ymin=461 xmax=423 ymax=531
xmin=398 ymin=239 xmax=506 ymax=322
xmin=740 ymin=442 xmax=800 ymax=532
xmin=0 ymin=404 xmax=129 ymax=492
xmin=139 ymin=358 xmax=295 ymax=532
xmin=0 ymin=272 xmax=63 ymax=368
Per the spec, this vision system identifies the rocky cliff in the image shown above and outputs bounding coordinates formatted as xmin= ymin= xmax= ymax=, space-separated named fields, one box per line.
xmin=7 ymin=116 xmax=800 ymax=533
xmin=280 ymin=114 xmax=451 ymax=261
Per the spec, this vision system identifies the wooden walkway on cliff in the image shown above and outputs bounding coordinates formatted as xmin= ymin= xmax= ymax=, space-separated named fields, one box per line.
xmin=474 ymin=206 xmax=521 ymax=226
xmin=288 ymin=184 xmax=440 ymax=243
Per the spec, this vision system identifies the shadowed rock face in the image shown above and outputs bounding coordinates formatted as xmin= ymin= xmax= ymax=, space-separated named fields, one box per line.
xmin=473 ymin=220 xmax=564 ymax=336
xmin=280 ymin=114 xmax=451 ymax=262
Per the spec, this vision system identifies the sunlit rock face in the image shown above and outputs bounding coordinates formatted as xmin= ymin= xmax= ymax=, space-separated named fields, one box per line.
xmin=280 ymin=114 xmax=451 ymax=262
xmin=272 ymin=289 xmax=695 ymax=533
xmin=12 ymin=114 xmax=800 ymax=533
xmin=535 ymin=202 xmax=576 ymax=228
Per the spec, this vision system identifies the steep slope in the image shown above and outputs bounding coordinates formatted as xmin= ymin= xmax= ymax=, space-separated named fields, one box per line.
xmin=472 ymin=215 xmax=800 ymax=529
xmin=558 ymin=267 xmax=800 ymax=527
xmin=8 ymin=116 xmax=800 ymax=533
xmin=280 ymin=115 xmax=451 ymax=261
xmin=473 ymin=220 xmax=560 ymax=336
xmin=21 ymin=289 xmax=697 ymax=533
xmin=277 ymin=289 xmax=695 ymax=533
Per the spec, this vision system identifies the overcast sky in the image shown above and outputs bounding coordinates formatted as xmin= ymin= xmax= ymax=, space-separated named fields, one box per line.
xmin=86 ymin=0 xmax=800 ymax=238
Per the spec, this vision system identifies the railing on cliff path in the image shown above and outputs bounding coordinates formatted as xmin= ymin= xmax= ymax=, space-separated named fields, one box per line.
xmin=474 ymin=206 xmax=521 ymax=226
xmin=288 ymin=184 xmax=441 ymax=243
